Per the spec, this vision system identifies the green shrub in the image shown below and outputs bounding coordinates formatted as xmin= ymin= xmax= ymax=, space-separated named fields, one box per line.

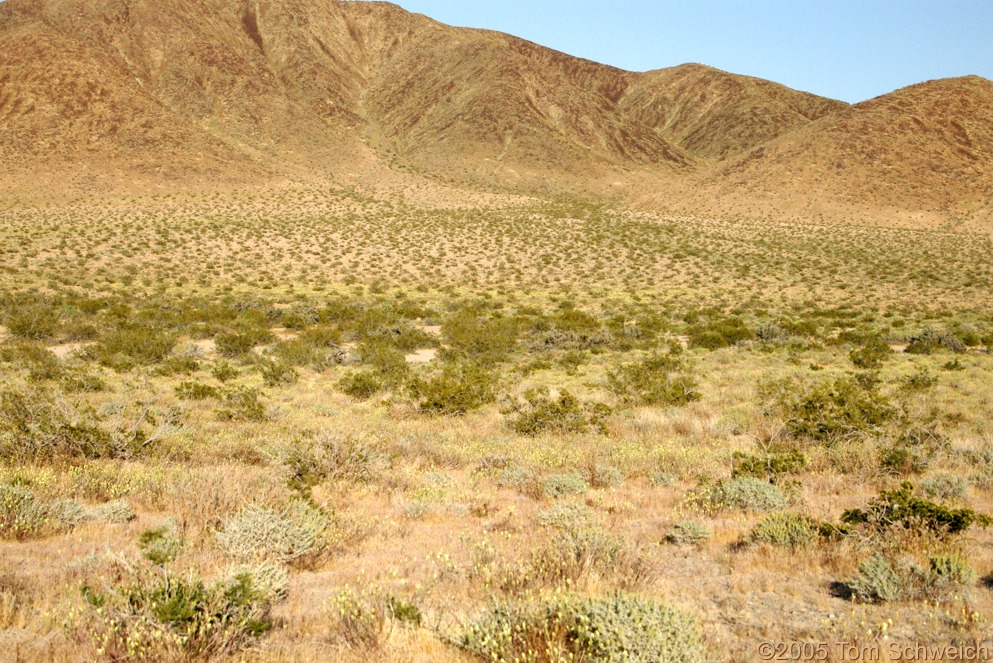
xmin=216 ymin=330 xmax=270 ymax=358
xmin=338 ymin=370 xmax=384 ymax=400
xmin=217 ymin=500 xmax=330 ymax=563
xmin=536 ymin=502 xmax=595 ymax=531
xmin=508 ymin=388 xmax=612 ymax=436
xmin=691 ymin=477 xmax=786 ymax=513
xmin=281 ymin=434 xmax=383 ymax=495
xmin=93 ymin=324 xmax=177 ymax=368
xmin=139 ymin=521 xmax=184 ymax=565
xmin=665 ymin=520 xmax=711 ymax=546
xmin=905 ymin=329 xmax=966 ymax=355
xmin=259 ymin=359 xmax=298 ymax=387
xmin=688 ymin=316 xmax=754 ymax=350
xmin=89 ymin=499 xmax=136 ymax=524
xmin=0 ymin=342 xmax=63 ymax=380
xmin=606 ymin=352 xmax=700 ymax=407
xmin=899 ymin=367 xmax=938 ymax=392
xmin=849 ymin=336 xmax=892 ymax=369
xmin=210 ymin=361 xmax=239 ymax=382
xmin=749 ymin=512 xmax=821 ymax=547
xmin=496 ymin=465 xmax=536 ymax=489
xmin=218 ymin=387 xmax=267 ymax=422
xmin=80 ymin=570 xmax=276 ymax=659
xmin=841 ymin=482 xmax=991 ymax=536
xmin=585 ymin=464 xmax=624 ymax=488
xmin=543 ymin=472 xmax=590 ymax=499
xmin=59 ymin=367 xmax=106 ymax=393
xmin=921 ymin=473 xmax=969 ymax=501
xmin=175 ymin=381 xmax=220 ymax=401
xmin=766 ymin=374 xmax=895 ymax=443
xmin=5 ymin=305 xmax=59 ymax=340
xmin=460 ymin=593 xmax=706 ymax=663
xmin=917 ymin=552 xmax=977 ymax=599
xmin=0 ymin=484 xmax=58 ymax=540
xmin=442 ymin=311 xmax=519 ymax=366
xmin=847 ymin=554 xmax=907 ymax=603
xmin=732 ymin=449 xmax=808 ymax=481
xmin=412 ymin=362 xmax=497 ymax=415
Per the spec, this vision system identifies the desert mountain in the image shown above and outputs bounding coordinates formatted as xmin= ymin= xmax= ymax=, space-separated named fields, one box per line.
xmin=0 ymin=0 xmax=990 ymax=225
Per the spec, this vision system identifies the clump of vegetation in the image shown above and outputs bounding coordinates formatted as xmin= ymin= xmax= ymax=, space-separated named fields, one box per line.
xmin=691 ymin=477 xmax=787 ymax=513
xmin=218 ymin=387 xmax=267 ymax=422
xmin=0 ymin=483 xmax=60 ymax=540
xmin=217 ymin=500 xmax=331 ymax=564
xmin=846 ymin=552 xmax=978 ymax=603
xmin=688 ymin=316 xmax=754 ymax=350
xmin=139 ymin=521 xmax=184 ymax=566
xmin=584 ymin=463 xmax=624 ymax=488
xmin=442 ymin=310 xmax=518 ymax=365
xmin=605 ymin=351 xmax=700 ymax=407
xmin=748 ymin=512 xmax=822 ymax=547
xmin=905 ymin=329 xmax=966 ymax=355
xmin=665 ymin=520 xmax=711 ymax=546
xmin=921 ymin=473 xmax=969 ymax=501
xmin=215 ymin=329 xmax=272 ymax=358
xmin=460 ymin=593 xmax=706 ymax=663
xmin=536 ymin=502 xmax=595 ymax=531
xmin=543 ymin=472 xmax=590 ymax=499
xmin=507 ymin=388 xmax=612 ymax=436
xmin=732 ymin=448 xmax=809 ymax=481
xmin=175 ymin=381 xmax=220 ymax=401
xmin=849 ymin=336 xmax=892 ymax=369
xmin=841 ymin=482 xmax=991 ymax=537
xmin=258 ymin=359 xmax=298 ymax=387
xmin=280 ymin=434 xmax=384 ymax=495
xmin=765 ymin=374 xmax=895 ymax=443
xmin=91 ymin=324 xmax=177 ymax=369
xmin=89 ymin=499 xmax=136 ymax=524
xmin=412 ymin=362 xmax=497 ymax=415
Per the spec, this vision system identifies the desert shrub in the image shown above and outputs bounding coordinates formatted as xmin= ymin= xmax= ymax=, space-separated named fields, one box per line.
xmin=460 ymin=593 xmax=705 ymax=663
xmin=89 ymin=499 xmax=136 ymax=524
xmin=339 ymin=342 xmax=410 ymax=397
xmin=665 ymin=520 xmax=711 ymax=545
xmin=0 ymin=342 xmax=63 ymax=381
xmin=847 ymin=552 xmax=977 ymax=604
xmin=749 ymin=512 xmax=821 ymax=547
xmin=847 ymin=554 xmax=907 ymax=603
xmin=5 ymin=305 xmax=58 ymax=341
xmin=338 ymin=369 xmax=383 ymax=400
xmin=0 ymin=484 xmax=59 ymax=540
xmin=49 ymin=499 xmax=87 ymax=528
xmin=496 ymin=465 xmax=535 ymax=489
xmin=688 ymin=316 xmax=754 ymax=349
xmin=536 ymin=502 xmax=595 ymax=531
xmin=849 ymin=336 xmax=892 ymax=369
xmin=281 ymin=434 xmax=384 ymax=495
xmin=441 ymin=310 xmax=518 ymax=365
xmin=691 ymin=477 xmax=786 ymax=513
xmin=258 ymin=359 xmax=298 ymax=387
xmin=841 ymin=482 xmax=991 ymax=537
xmin=650 ymin=472 xmax=679 ymax=487
xmin=175 ymin=381 xmax=220 ymax=401
xmin=273 ymin=338 xmax=345 ymax=372
xmin=0 ymin=383 xmax=119 ymax=461
xmin=508 ymin=388 xmax=612 ymax=436
xmin=412 ymin=362 xmax=497 ymax=415
xmin=606 ymin=352 xmax=700 ymax=407
xmin=139 ymin=521 xmax=184 ymax=566
xmin=899 ymin=366 xmax=938 ymax=392
xmin=584 ymin=464 xmax=624 ymax=488
xmin=216 ymin=329 xmax=271 ymax=358
xmin=765 ymin=374 xmax=895 ymax=443
xmin=217 ymin=500 xmax=330 ymax=563
xmin=78 ymin=570 xmax=276 ymax=660
xmin=905 ymin=329 xmax=966 ymax=355
xmin=218 ymin=387 xmax=267 ymax=422
xmin=326 ymin=588 xmax=390 ymax=651
xmin=365 ymin=322 xmax=435 ymax=352
xmin=93 ymin=324 xmax=177 ymax=368
xmin=543 ymin=472 xmax=590 ymax=499
xmin=155 ymin=355 xmax=201 ymax=376
xmin=732 ymin=449 xmax=808 ymax=481
xmin=921 ymin=473 xmax=969 ymax=501
xmin=59 ymin=366 xmax=107 ymax=393
xmin=219 ymin=561 xmax=289 ymax=603
xmin=210 ymin=361 xmax=239 ymax=382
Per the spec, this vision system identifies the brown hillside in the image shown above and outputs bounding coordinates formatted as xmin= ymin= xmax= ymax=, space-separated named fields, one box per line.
xmin=662 ymin=75 xmax=993 ymax=225
xmin=1 ymin=0 xmax=991 ymax=225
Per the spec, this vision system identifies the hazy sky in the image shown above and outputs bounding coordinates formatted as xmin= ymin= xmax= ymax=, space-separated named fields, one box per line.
xmin=388 ymin=0 xmax=993 ymax=103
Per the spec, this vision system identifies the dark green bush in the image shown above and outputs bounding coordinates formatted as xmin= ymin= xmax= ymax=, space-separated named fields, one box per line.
xmin=218 ymin=388 xmax=267 ymax=422
xmin=412 ymin=363 xmax=497 ymax=415
xmin=732 ymin=449 xmax=809 ymax=481
xmin=443 ymin=310 xmax=518 ymax=365
xmin=841 ymin=482 xmax=992 ymax=536
xmin=259 ymin=359 xmax=298 ymax=387
xmin=766 ymin=374 xmax=895 ymax=443
xmin=175 ymin=381 xmax=220 ymax=401
xmin=849 ymin=336 xmax=892 ymax=369
xmin=749 ymin=512 xmax=821 ymax=547
xmin=688 ymin=316 xmax=754 ymax=350
xmin=606 ymin=352 xmax=700 ymax=407
xmin=5 ymin=305 xmax=59 ymax=340
xmin=905 ymin=329 xmax=966 ymax=355
xmin=93 ymin=324 xmax=177 ymax=368
xmin=508 ymin=388 xmax=612 ymax=436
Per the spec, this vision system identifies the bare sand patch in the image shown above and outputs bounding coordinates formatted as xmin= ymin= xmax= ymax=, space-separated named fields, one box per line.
xmin=49 ymin=342 xmax=94 ymax=359
xmin=406 ymin=348 xmax=438 ymax=364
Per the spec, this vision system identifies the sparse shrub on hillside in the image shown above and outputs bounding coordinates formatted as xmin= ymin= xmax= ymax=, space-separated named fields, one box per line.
xmin=442 ymin=310 xmax=518 ymax=365
xmin=536 ymin=502 xmax=595 ymax=531
xmin=899 ymin=366 xmax=938 ymax=392
xmin=688 ymin=316 xmax=754 ymax=350
xmin=905 ymin=329 xmax=966 ymax=355
xmin=0 ymin=342 xmax=64 ymax=381
xmin=841 ymin=482 xmax=991 ymax=537
xmin=5 ymin=305 xmax=59 ymax=340
xmin=460 ymin=593 xmax=706 ymax=663
xmin=175 ymin=381 xmax=220 ymax=401
xmin=139 ymin=521 xmax=184 ymax=566
xmin=217 ymin=500 xmax=330 ymax=564
xmin=507 ymin=388 xmax=612 ymax=436
xmin=216 ymin=329 xmax=271 ymax=358
xmin=280 ymin=434 xmax=384 ymax=495
xmin=846 ymin=551 xmax=977 ymax=604
xmin=921 ymin=473 xmax=969 ymax=501
xmin=337 ymin=342 xmax=410 ymax=399
xmin=0 ymin=484 xmax=60 ymax=540
xmin=91 ymin=324 xmax=177 ymax=369
xmin=764 ymin=374 xmax=895 ymax=443
xmin=666 ymin=520 xmax=711 ymax=546
xmin=849 ymin=336 xmax=893 ymax=369
xmin=691 ymin=477 xmax=787 ymax=513
xmin=412 ymin=362 xmax=497 ymax=415
xmin=89 ymin=499 xmax=136 ymax=524
xmin=258 ymin=359 xmax=298 ymax=387
xmin=543 ymin=472 xmax=590 ymax=499
xmin=749 ymin=512 xmax=821 ymax=547
xmin=732 ymin=449 xmax=809 ymax=481
xmin=606 ymin=351 xmax=700 ymax=407
xmin=218 ymin=387 xmax=267 ymax=422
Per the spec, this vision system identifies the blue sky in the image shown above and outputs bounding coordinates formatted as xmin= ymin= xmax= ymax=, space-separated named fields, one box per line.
xmin=389 ymin=0 xmax=993 ymax=103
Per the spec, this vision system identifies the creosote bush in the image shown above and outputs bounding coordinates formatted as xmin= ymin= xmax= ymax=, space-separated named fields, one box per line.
xmin=412 ymin=362 xmax=497 ymax=415
xmin=460 ymin=593 xmax=706 ymax=663
xmin=507 ymin=388 xmax=611 ymax=436
xmin=846 ymin=552 xmax=978 ymax=603
xmin=748 ymin=512 xmax=822 ymax=547
xmin=666 ymin=520 xmax=711 ymax=546
xmin=606 ymin=351 xmax=700 ymax=407
xmin=841 ymin=482 xmax=991 ymax=537
xmin=691 ymin=477 xmax=786 ymax=513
